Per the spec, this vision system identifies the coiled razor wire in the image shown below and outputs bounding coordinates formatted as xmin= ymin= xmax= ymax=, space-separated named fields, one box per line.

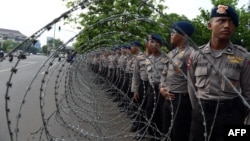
xmin=0 ymin=0 xmax=249 ymax=141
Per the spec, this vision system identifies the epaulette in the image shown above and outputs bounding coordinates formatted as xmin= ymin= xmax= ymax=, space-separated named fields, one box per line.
xmin=145 ymin=59 xmax=151 ymax=65
xmin=198 ymin=44 xmax=206 ymax=49
xmin=137 ymin=54 xmax=145 ymax=60
xmin=161 ymin=57 xmax=169 ymax=63
xmin=233 ymin=44 xmax=248 ymax=53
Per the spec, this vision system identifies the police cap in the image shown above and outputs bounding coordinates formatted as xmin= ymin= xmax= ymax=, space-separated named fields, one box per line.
xmin=131 ymin=41 xmax=141 ymax=47
xmin=172 ymin=21 xmax=195 ymax=37
xmin=150 ymin=33 xmax=163 ymax=45
xmin=210 ymin=5 xmax=239 ymax=27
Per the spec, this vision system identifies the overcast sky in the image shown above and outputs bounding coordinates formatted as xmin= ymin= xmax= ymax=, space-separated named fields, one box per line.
xmin=0 ymin=0 xmax=249 ymax=46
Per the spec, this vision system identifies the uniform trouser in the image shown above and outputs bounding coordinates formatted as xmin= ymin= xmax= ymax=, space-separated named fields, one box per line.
xmin=145 ymin=84 xmax=164 ymax=138
xmin=92 ymin=64 xmax=95 ymax=72
xmin=102 ymin=67 xmax=108 ymax=78
xmin=118 ymin=71 xmax=124 ymax=90
xmin=162 ymin=93 xmax=192 ymax=141
xmin=138 ymin=80 xmax=149 ymax=105
xmin=111 ymin=69 xmax=117 ymax=84
xmin=94 ymin=64 xmax=99 ymax=73
xmin=90 ymin=64 xmax=94 ymax=71
xmin=122 ymin=73 xmax=130 ymax=95
xmin=135 ymin=80 xmax=149 ymax=129
xmin=126 ymin=73 xmax=133 ymax=98
xmin=120 ymin=73 xmax=132 ymax=106
xmin=108 ymin=68 xmax=114 ymax=83
xmin=100 ymin=66 xmax=105 ymax=76
xmin=189 ymin=97 xmax=247 ymax=141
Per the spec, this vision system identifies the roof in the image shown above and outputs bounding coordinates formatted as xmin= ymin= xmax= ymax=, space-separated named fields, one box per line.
xmin=0 ymin=28 xmax=27 ymax=39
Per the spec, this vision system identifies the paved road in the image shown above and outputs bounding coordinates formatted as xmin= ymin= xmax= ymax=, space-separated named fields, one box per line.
xmin=0 ymin=55 xmax=69 ymax=141
xmin=0 ymin=55 xmax=137 ymax=141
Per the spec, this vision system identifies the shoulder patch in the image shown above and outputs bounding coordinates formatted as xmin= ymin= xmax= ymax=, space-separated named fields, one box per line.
xmin=233 ymin=45 xmax=248 ymax=53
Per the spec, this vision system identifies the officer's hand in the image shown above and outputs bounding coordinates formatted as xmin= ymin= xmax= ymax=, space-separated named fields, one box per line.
xmin=165 ymin=91 xmax=175 ymax=100
xmin=160 ymin=88 xmax=168 ymax=97
xmin=160 ymin=88 xmax=175 ymax=100
xmin=133 ymin=92 xmax=139 ymax=102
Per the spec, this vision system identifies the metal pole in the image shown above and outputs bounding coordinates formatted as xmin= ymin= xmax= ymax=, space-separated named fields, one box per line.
xmin=51 ymin=23 xmax=56 ymax=57
xmin=53 ymin=23 xmax=56 ymax=49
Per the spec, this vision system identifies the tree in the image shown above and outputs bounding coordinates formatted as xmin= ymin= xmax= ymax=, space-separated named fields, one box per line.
xmin=63 ymin=0 xmax=172 ymax=52
xmin=46 ymin=38 xmax=64 ymax=50
xmin=0 ymin=40 xmax=19 ymax=52
xmin=62 ymin=0 xmax=250 ymax=52
xmin=42 ymin=38 xmax=64 ymax=55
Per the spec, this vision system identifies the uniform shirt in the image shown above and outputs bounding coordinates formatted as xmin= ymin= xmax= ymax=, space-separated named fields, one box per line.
xmin=118 ymin=54 xmax=128 ymax=71
xmin=99 ymin=55 xmax=108 ymax=68
xmin=160 ymin=45 xmax=193 ymax=93
xmin=146 ymin=54 xmax=168 ymax=86
xmin=125 ymin=55 xmax=134 ymax=73
xmin=108 ymin=54 xmax=117 ymax=69
xmin=93 ymin=56 xmax=98 ymax=65
xmin=188 ymin=42 xmax=250 ymax=107
xmin=131 ymin=53 xmax=149 ymax=92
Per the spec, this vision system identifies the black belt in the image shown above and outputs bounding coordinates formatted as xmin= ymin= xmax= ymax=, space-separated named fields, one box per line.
xmin=201 ymin=98 xmax=235 ymax=105
xmin=170 ymin=92 xmax=188 ymax=96
xmin=150 ymin=83 xmax=160 ymax=89
xmin=200 ymin=98 xmax=236 ymax=112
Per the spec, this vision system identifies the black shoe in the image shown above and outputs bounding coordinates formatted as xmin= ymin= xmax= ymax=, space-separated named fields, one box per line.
xmin=130 ymin=123 xmax=139 ymax=132
xmin=149 ymin=137 xmax=161 ymax=141
xmin=118 ymin=102 xmax=125 ymax=107
xmin=128 ymin=113 xmax=136 ymax=119
xmin=119 ymin=107 xmax=127 ymax=112
xmin=133 ymin=133 xmax=146 ymax=140
xmin=112 ymin=97 xmax=120 ymax=102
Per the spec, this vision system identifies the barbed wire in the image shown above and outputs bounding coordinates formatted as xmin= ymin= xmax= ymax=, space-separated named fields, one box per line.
xmin=0 ymin=0 xmax=250 ymax=141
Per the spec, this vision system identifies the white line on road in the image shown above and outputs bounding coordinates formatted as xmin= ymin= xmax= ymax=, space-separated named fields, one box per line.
xmin=0 ymin=62 xmax=37 ymax=73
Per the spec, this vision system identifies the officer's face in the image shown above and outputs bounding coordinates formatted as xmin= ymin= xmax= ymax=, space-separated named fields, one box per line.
xmin=149 ymin=39 xmax=161 ymax=49
xmin=116 ymin=49 xmax=121 ymax=55
xmin=208 ymin=17 xmax=235 ymax=40
xmin=127 ymin=48 xmax=131 ymax=54
xmin=131 ymin=46 xmax=138 ymax=54
xmin=121 ymin=48 xmax=126 ymax=54
xmin=170 ymin=29 xmax=184 ymax=45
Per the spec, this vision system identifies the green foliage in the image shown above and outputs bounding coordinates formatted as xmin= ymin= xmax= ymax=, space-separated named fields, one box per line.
xmin=211 ymin=0 xmax=239 ymax=7
xmin=62 ymin=0 xmax=250 ymax=52
xmin=42 ymin=45 xmax=48 ymax=55
xmin=0 ymin=40 xmax=19 ymax=52
xmin=42 ymin=38 xmax=64 ymax=55
xmin=46 ymin=38 xmax=64 ymax=49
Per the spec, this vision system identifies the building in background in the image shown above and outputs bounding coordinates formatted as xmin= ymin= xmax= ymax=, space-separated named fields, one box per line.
xmin=0 ymin=28 xmax=27 ymax=42
xmin=34 ymin=40 xmax=41 ymax=49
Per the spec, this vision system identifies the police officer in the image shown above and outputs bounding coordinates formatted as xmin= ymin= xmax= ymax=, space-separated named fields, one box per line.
xmin=108 ymin=48 xmax=117 ymax=83
xmin=131 ymin=39 xmax=151 ymax=140
xmin=116 ymin=45 xmax=129 ymax=106
xmin=99 ymin=50 xmax=108 ymax=77
xmin=160 ymin=21 xmax=195 ymax=141
xmin=188 ymin=5 xmax=250 ymax=141
xmin=145 ymin=33 xmax=167 ymax=141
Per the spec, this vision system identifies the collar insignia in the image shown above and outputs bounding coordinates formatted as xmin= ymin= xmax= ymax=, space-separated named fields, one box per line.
xmin=227 ymin=47 xmax=232 ymax=52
